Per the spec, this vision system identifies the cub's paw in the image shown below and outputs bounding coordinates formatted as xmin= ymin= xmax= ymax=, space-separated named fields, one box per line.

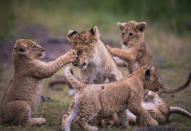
xmin=149 ymin=119 xmax=158 ymax=126
xmin=106 ymin=45 xmax=112 ymax=53
xmin=37 ymin=118 xmax=46 ymax=125
xmin=89 ymin=126 xmax=98 ymax=131
xmin=65 ymin=49 xmax=77 ymax=63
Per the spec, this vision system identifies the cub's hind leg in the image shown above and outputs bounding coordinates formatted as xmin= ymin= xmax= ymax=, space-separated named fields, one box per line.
xmin=26 ymin=118 xmax=46 ymax=126
xmin=118 ymin=110 xmax=129 ymax=128
xmin=2 ymin=100 xmax=46 ymax=126
xmin=77 ymin=101 xmax=101 ymax=131
xmin=128 ymin=102 xmax=158 ymax=126
xmin=62 ymin=100 xmax=79 ymax=131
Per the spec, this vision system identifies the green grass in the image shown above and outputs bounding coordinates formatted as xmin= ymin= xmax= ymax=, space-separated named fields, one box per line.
xmin=1 ymin=0 xmax=191 ymax=39
xmin=0 ymin=65 xmax=191 ymax=130
xmin=7 ymin=0 xmax=190 ymax=67
xmin=0 ymin=1 xmax=191 ymax=130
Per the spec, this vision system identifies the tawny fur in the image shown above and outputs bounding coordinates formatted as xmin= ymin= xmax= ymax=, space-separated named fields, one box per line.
xmin=67 ymin=26 xmax=123 ymax=84
xmin=107 ymin=21 xmax=152 ymax=73
xmin=0 ymin=39 xmax=77 ymax=126
xmin=141 ymin=90 xmax=191 ymax=124
xmin=107 ymin=20 xmax=191 ymax=94
xmin=49 ymin=26 xmax=124 ymax=126
xmin=101 ymin=90 xmax=191 ymax=127
xmin=66 ymin=26 xmax=125 ymax=127
xmin=48 ymin=26 xmax=123 ymax=96
xmin=62 ymin=65 xmax=163 ymax=131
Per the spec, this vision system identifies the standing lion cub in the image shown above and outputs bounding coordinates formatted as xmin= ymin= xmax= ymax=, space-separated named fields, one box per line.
xmin=0 ymin=39 xmax=77 ymax=126
xmin=62 ymin=65 xmax=162 ymax=131
xmin=106 ymin=21 xmax=191 ymax=94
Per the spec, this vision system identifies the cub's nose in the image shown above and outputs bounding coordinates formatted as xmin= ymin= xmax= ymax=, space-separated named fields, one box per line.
xmin=123 ymin=41 xmax=128 ymax=45
xmin=82 ymin=63 xmax=86 ymax=67
xmin=42 ymin=48 xmax=45 ymax=52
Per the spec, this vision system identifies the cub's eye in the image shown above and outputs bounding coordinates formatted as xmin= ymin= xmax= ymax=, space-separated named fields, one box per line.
xmin=33 ymin=45 xmax=37 ymax=49
xmin=19 ymin=48 xmax=24 ymax=52
xmin=129 ymin=32 xmax=133 ymax=36
xmin=122 ymin=32 xmax=125 ymax=36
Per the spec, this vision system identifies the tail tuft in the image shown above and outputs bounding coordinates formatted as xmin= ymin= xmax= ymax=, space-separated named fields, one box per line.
xmin=188 ymin=72 xmax=191 ymax=81
xmin=0 ymin=117 xmax=3 ymax=124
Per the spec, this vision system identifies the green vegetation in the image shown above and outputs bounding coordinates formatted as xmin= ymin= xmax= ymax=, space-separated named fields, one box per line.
xmin=0 ymin=67 xmax=191 ymax=130
xmin=0 ymin=0 xmax=191 ymax=39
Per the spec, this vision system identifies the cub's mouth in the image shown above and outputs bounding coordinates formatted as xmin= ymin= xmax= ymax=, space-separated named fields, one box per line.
xmin=79 ymin=62 xmax=87 ymax=70
xmin=39 ymin=51 xmax=45 ymax=58
xmin=72 ymin=59 xmax=87 ymax=70
xmin=122 ymin=41 xmax=133 ymax=48
xmin=122 ymin=41 xmax=128 ymax=46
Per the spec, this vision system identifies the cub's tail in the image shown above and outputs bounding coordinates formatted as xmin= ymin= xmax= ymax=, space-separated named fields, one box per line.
xmin=64 ymin=66 xmax=86 ymax=90
xmin=48 ymin=75 xmax=69 ymax=88
xmin=0 ymin=116 xmax=2 ymax=124
xmin=161 ymin=72 xmax=191 ymax=94
xmin=170 ymin=107 xmax=191 ymax=118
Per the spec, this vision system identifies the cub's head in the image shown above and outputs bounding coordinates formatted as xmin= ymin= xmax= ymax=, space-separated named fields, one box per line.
xmin=67 ymin=26 xmax=100 ymax=70
xmin=140 ymin=65 xmax=163 ymax=92
xmin=117 ymin=20 xmax=146 ymax=47
xmin=13 ymin=39 xmax=45 ymax=60
xmin=144 ymin=90 xmax=158 ymax=102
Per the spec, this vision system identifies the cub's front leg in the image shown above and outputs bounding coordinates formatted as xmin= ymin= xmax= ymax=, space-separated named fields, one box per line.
xmin=113 ymin=57 xmax=128 ymax=67
xmin=30 ymin=49 xmax=77 ymax=79
xmin=106 ymin=45 xmax=137 ymax=63
xmin=128 ymin=103 xmax=158 ymax=126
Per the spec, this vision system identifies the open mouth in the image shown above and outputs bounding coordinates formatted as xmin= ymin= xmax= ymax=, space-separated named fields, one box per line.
xmin=79 ymin=62 xmax=87 ymax=70
xmin=40 ymin=52 xmax=45 ymax=58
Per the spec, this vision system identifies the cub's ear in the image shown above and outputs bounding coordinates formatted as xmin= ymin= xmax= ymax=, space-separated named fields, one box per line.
xmin=90 ymin=26 xmax=100 ymax=39
xmin=14 ymin=45 xmax=26 ymax=55
xmin=67 ymin=30 xmax=78 ymax=42
xmin=116 ymin=22 xmax=126 ymax=30
xmin=136 ymin=22 xmax=146 ymax=32
xmin=145 ymin=69 xmax=150 ymax=80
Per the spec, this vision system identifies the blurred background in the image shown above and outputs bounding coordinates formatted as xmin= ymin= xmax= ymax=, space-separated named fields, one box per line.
xmin=0 ymin=0 xmax=191 ymax=130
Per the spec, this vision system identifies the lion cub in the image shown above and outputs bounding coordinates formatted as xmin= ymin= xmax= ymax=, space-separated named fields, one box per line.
xmin=68 ymin=26 xmax=123 ymax=83
xmin=62 ymin=65 xmax=162 ymax=131
xmin=101 ymin=90 xmax=191 ymax=127
xmin=141 ymin=90 xmax=191 ymax=124
xmin=48 ymin=26 xmax=123 ymax=96
xmin=107 ymin=20 xmax=152 ymax=74
xmin=0 ymin=39 xmax=77 ymax=126
xmin=107 ymin=21 xmax=191 ymax=94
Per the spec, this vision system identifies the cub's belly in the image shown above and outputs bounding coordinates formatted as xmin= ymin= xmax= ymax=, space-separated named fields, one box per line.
xmin=82 ymin=72 xmax=110 ymax=84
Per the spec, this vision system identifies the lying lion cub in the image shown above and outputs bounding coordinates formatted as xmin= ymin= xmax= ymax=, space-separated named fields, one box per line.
xmin=107 ymin=21 xmax=191 ymax=94
xmin=0 ymin=39 xmax=77 ymax=126
xmin=101 ymin=90 xmax=191 ymax=127
xmin=141 ymin=90 xmax=191 ymax=124
xmin=62 ymin=65 xmax=162 ymax=131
